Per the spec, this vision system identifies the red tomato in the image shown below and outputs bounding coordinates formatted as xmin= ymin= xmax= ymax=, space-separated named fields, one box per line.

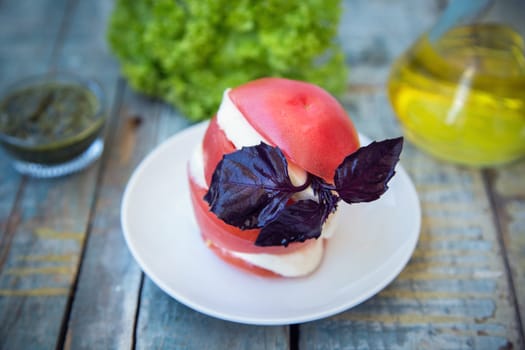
xmin=205 ymin=239 xmax=280 ymax=278
xmin=202 ymin=115 xmax=236 ymax=187
xmin=188 ymin=174 xmax=314 ymax=255
xmin=229 ymin=77 xmax=360 ymax=182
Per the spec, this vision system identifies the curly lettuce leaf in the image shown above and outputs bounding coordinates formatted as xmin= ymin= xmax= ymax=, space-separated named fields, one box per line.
xmin=108 ymin=0 xmax=347 ymax=121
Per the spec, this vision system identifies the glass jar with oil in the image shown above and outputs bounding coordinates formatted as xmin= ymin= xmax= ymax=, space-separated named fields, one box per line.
xmin=388 ymin=0 xmax=525 ymax=166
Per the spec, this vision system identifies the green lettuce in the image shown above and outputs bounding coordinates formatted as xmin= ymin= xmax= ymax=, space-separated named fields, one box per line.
xmin=108 ymin=0 xmax=347 ymax=121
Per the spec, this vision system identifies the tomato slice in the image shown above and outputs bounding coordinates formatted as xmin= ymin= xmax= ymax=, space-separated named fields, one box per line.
xmin=229 ymin=77 xmax=360 ymax=182
xmin=188 ymin=173 xmax=314 ymax=255
xmin=202 ymin=115 xmax=236 ymax=187
xmin=205 ymin=239 xmax=280 ymax=277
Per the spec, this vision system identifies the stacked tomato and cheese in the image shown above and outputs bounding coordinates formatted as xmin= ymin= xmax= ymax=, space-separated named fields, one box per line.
xmin=188 ymin=78 xmax=360 ymax=277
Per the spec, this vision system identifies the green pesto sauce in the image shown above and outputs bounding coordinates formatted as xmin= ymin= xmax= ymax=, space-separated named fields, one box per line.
xmin=0 ymin=83 xmax=100 ymax=144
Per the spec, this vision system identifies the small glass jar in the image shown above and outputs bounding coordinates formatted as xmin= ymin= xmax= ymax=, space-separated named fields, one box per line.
xmin=0 ymin=72 xmax=106 ymax=178
xmin=388 ymin=0 xmax=525 ymax=166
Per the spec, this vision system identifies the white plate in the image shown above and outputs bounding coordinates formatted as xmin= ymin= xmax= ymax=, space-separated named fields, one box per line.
xmin=121 ymin=122 xmax=421 ymax=325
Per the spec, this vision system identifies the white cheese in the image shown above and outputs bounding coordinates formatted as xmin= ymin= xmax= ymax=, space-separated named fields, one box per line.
xmin=231 ymin=239 xmax=324 ymax=277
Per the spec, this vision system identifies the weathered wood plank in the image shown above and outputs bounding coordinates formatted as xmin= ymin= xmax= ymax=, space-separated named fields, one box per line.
xmin=54 ymin=0 xmax=119 ymax=93
xmin=0 ymin=0 xmax=120 ymax=348
xmin=0 ymin=0 xmax=73 ymax=348
xmin=0 ymin=0 xmax=65 ymax=259
xmin=339 ymin=0 xmax=444 ymax=87
xmin=64 ymin=87 xmax=161 ymax=349
xmin=0 ymin=163 xmax=23 ymax=277
xmin=487 ymin=161 xmax=525 ymax=339
xmin=0 ymin=0 xmax=67 ymax=90
xmin=0 ymin=186 xmax=92 ymax=349
xmin=0 ymin=0 xmax=68 ymax=234
xmin=136 ymin=277 xmax=289 ymax=350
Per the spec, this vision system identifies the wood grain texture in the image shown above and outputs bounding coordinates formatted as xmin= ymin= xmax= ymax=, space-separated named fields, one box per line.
xmin=488 ymin=161 xmax=525 ymax=338
xmin=63 ymin=85 xmax=146 ymax=350
xmin=338 ymin=0 xmax=442 ymax=87
xmin=0 ymin=0 xmax=119 ymax=348
xmin=0 ymin=0 xmax=65 ymax=268
xmin=0 ymin=0 xmax=67 ymax=91
xmin=54 ymin=0 xmax=119 ymax=94
xmin=0 ymin=0 xmax=77 ymax=349
xmin=136 ymin=277 xmax=289 ymax=350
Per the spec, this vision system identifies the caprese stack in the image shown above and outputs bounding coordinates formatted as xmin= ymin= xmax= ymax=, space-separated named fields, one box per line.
xmin=188 ymin=78 xmax=402 ymax=277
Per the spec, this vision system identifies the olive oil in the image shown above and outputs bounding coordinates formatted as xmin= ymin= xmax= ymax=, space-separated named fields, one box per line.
xmin=388 ymin=24 xmax=525 ymax=166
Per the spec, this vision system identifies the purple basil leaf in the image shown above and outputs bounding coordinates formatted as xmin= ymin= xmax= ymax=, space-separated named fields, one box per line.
xmin=255 ymin=200 xmax=325 ymax=247
xmin=334 ymin=137 xmax=403 ymax=203
xmin=204 ymin=143 xmax=307 ymax=229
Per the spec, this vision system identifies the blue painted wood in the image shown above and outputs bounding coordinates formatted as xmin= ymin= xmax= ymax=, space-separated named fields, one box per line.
xmin=64 ymin=87 xmax=159 ymax=349
xmin=0 ymin=2 xmax=73 ymax=349
xmin=136 ymin=278 xmax=289 ymax=350
xmin=0 ymin=0 xmax=121 ymax=349
xmin=0 ymin=0 xmax=67 ymax=90
xmin=489 ymin=162 xmax=525 ymax=339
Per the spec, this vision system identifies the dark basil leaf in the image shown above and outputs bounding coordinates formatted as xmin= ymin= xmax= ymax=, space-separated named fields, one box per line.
xmin=204 ymin=143 xmax=307 ymax=229
xmin=334 ymin=137 xmax=403 ymax=203
xmin=255 ymin=200 xmax=325 ymax=247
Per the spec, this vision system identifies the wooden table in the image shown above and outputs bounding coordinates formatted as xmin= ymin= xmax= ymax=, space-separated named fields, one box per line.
xmin=1 ymin=1 xmax=524 ymax=349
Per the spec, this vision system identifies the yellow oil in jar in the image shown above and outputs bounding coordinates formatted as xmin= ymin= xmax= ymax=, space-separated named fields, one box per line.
xmin=388 ymin=23 xmax=525 ymax=166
